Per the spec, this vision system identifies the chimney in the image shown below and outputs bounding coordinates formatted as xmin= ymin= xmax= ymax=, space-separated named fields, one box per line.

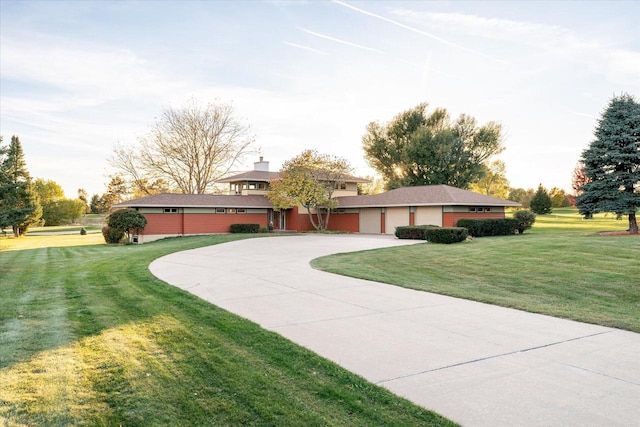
xmin=254 ymin=156 xmax=269 ymax=171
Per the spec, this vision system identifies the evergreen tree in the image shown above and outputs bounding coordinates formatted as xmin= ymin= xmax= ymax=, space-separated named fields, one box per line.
xmin=530 ymin=184 xmax=553 ymax=215
xmin=0 ymin=136 xmax=42 ymax=236
xmin=577 ymin=94 xmax=639 ymax=233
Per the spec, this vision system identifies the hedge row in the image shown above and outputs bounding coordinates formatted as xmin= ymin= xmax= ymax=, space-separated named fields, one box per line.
xmin=230 ymin=223 xmax=260 ymax=233
xmin=395 ymin=225 xmax=439 ymax=240
xmin=395 ymin=225 xmax=468 ymax=244
xmin=455 ymin=218 xmax=520 ymax=237
xmin=424 ymin=227 xmax=468 ymax=244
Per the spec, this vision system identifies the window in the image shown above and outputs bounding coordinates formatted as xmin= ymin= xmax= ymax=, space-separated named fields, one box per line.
xmin=164 ymin=208 xmax=178 ymax=213
xmin=237 ymin=208 xmax=246 ymax=214
xmin=227 ymin=208 xmax=236 ymax=214
xmin=468 ymin=207 xmax=492 ymax=213
xmin=215 ymin=208 xmax=225 ymax=214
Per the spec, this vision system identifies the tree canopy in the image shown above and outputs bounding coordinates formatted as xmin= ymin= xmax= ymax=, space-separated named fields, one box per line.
xmin=267 ymin=150 xmax=352 ymax=230
xmin=362 ymin=103 xmax=504 ymax=190
xmin=469 ymin=160 xmax=510 ymax=199
xmin=0 ymin=136 xmax=42 ymax=236
xmin=576 ymin=93 xmax=639 ymax=233
xmin=111 ymin=99 xmax=254 ymax=194
xmin=33 ymin=178 xmax=85 ymax=226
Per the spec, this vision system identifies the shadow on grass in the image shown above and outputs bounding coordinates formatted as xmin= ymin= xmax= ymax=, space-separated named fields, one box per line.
xmin=1 ymin=234 xmax=454 ymax=426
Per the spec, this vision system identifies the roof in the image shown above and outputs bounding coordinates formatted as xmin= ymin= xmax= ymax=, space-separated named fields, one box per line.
xmin=337 ymin=185 xmax=521 ymax=208
xmin=217 ymin=170 xmax=281 ymax=183
xmin=113 ymin=193 xmax=273 ymax=209
xmin=217 ymin=170 xmax=370 ymax=184
xmin=114 ymin=185 xmax=520 ymax=209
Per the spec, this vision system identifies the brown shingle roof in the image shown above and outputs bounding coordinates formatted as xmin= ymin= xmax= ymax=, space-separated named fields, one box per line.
xmin=113 ymin=193 xmax=273 ymax=208
xmin=337 ymin=185 xmax=521 ymax=208
xmin=216 ymin=170 xmax=281 ymax=183
xmin=113 ymin=185 xmax=520 ymax=209
xmin=217 ymin=170 xmax=370 ymax=184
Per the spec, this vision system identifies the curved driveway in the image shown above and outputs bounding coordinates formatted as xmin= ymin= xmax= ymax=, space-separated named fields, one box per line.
xmin=150 ymin=234 xmax=640 ymax=427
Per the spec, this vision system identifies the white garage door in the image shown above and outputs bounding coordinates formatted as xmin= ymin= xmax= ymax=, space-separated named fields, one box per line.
xmin=359 ymin=208 xmax=381 ymax=234
xmin=385 ymin=207 xmax=410 ymax=235
xmin=415 ymin=206 xmax=442 ymax=227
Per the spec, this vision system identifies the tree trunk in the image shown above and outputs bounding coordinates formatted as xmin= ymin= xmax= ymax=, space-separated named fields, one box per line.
xmin=305 ymin=205 xmax=320 ymax=231
xmin=629 ymin=212 xmax=638 ymax=234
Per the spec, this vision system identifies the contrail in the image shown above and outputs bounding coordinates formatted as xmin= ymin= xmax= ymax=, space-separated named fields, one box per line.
xmin=331 ymin=0 xmax=495 ymax=60
xmin=298 ymin=27 xmax=386 ymax=54
xmin=282 ymin=41 xmax=329 ymax=55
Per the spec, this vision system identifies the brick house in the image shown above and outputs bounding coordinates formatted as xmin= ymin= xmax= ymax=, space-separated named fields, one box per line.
xmin=114 ymin=158 xmax=520 ymax=242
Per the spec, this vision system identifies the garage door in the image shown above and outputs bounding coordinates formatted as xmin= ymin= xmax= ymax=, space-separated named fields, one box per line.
xmin=359 ymin=208 xmax=381 ymax=234
xmin=415 ymin=206 xmax=442 ymax=227
xmin=385 ymin=207 xmax=410 ymax=235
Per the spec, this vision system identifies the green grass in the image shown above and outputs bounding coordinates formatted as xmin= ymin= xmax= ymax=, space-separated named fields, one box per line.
xmin=0 ymin=234 xmax=454 ymax=426
xmin=312 ymin=208 xmax=640 ymax=332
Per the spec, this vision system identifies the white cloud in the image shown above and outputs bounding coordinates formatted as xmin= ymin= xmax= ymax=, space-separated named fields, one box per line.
xmin=390 ymin=9 xmax=640 ymax=86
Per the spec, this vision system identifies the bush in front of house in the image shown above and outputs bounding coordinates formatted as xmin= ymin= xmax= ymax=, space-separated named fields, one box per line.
xmin=513 ymin=210 xmax=536 ymax=234
xmin=395 ymin=225 xmax=439 ymax=240
xmin=230 ymin=223 xmax=260 ymax=233
xmin=102 ymin=225 xmax=125 ymax=243
xmin=456 ymin=218 xmax=520 ymax=237
xmin=424 ymin=227 xmax=469 ymax=244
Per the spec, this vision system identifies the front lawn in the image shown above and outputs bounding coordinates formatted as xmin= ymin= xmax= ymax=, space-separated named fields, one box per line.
xmin=0 ymin=234 xmax=453 ymax=426
xmin=312 ymin=208 xmax=640 ymax=332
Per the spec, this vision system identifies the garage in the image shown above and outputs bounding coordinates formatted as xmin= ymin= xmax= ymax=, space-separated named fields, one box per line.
xmin=359 ymin=208 xmax=381 ymax=234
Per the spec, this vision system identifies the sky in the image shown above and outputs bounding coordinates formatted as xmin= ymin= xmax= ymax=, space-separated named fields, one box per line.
xmin=1 ymin=0 xmax=639 ymax=199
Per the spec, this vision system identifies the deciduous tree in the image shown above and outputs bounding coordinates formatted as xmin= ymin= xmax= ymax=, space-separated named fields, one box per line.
xmin=469 ymin=160 xmax=510 ymax=198
xmin=362 ymin=103 xmax=504 ymax=190
xmin=268 ymin=150 xmax=352 ymax=230
xmin=576 ymin=94 xmax=639 ymax=233
xmin=111 ymin=99 xmax=254 ymax=194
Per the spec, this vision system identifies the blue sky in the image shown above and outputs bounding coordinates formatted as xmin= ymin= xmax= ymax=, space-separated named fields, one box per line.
xmin=1 ymin=0 xmax=638 ymax=198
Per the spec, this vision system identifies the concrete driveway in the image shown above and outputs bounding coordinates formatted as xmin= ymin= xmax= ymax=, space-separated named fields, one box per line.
xmin=149 ymin=234 xmax=640 ymax=426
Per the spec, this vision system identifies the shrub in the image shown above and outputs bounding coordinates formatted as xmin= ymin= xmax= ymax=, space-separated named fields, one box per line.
xmin=107 ymin=209 xmax=148 ymax=242
xmin=230 ymin=223 xmax=260 ymax=233
xmin=513 ymin=210 xmax=536 ymax=234
xmin=456 ymin=218 xmax=520 ymax=237
xmin=424 ymin=227 xmax=468 ymax=244
xmin=395 ymin=225 xmax=439 ymax=240
xmin=102 ymin=225 xmax=125 ymax=244
xmin=80 ymin=227 xmax=87 ymax=235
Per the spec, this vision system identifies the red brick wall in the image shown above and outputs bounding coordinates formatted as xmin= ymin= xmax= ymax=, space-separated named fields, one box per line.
xmin=444 ymin=212 xmax=505 ymax=227
xmin=143 ymin=213 xmax=184 ymax=235
xmin=327 ymin=213 xmax=359 ymax=232
xmin=184 ymin=213 xmax=268 ymax=234
xmin=284 ymin=208 xmax=358 ymax=232
xmin=142 ymin=212 xmax=268 ymax=235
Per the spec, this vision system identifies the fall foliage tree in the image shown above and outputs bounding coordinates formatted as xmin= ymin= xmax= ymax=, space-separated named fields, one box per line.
xmin=268 ymin=150 xmax=352 ymax=230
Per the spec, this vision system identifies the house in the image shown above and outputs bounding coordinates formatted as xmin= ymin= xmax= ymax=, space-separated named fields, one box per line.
xmin=114 ymin=158 xmax=520 ymax=242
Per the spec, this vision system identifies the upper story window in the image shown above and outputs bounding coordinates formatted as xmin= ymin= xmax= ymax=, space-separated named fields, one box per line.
xmin=164 ymin=208 xmax=178 ymax=213
xmin=468 ymin=207 xmax=492 ymax=212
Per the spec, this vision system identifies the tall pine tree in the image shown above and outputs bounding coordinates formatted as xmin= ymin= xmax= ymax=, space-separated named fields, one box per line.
xmin=0 ymin=136 xmax=42 ymax=236
xmin=576 ymin=94 xmax=640 ymax=234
